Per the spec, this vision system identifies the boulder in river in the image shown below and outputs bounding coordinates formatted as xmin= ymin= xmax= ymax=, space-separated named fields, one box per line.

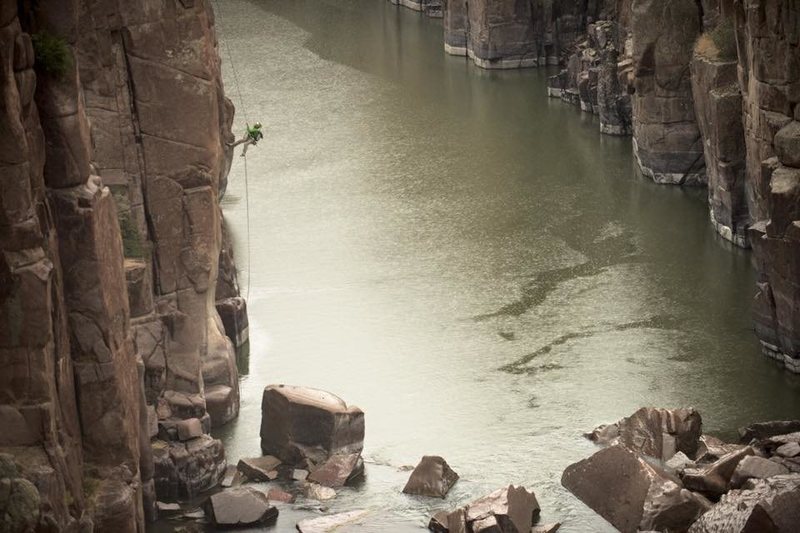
xmin=237 ymin=456 xmax=282 ymax=482
xmin=429 ymin=485 xmax=539 ymax=532
xmin=587 ymin=407 xmax=703 ymax=461
xmin=206 ymin=487 xmax=278 ymax=528
xmin=260 ymin=385 xmax=364 ymax=475
xmin=402 ymin=456 xmax=460 ymax=498
xmin=695 ymin=435 xmax=747 ymax=464
xmin=688 ymin=474 xmax=800 ymax=532
xmin=562 ymin=445 xmax=711 ymax=533
xmin=307 ymin=453 xmax=363 ymax=488
xmin=682 ymin=447 xmax=754 ymax=496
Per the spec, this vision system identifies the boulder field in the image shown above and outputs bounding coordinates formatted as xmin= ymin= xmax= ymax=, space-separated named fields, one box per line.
xmin=390 ymin=0 xmax=800 ymax=375
xmin=563 ymin=407 xmax=800 ymax=532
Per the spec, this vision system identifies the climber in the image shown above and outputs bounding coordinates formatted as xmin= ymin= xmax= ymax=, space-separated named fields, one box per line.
xmin=229 ymin=122 xmax=264 ymax=157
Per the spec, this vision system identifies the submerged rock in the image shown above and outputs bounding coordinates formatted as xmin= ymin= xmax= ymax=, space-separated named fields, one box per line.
xmin=267 ymin=488 xmax=295 ymax=503
xmin=296 ymin=510 xmax=370 ymax=532
xmin=429 ymin=485 xmax=539 ymax=533
xmin=206 ymin=487 xmax=278 ymax=528
xmin=587 ymin=407 xmax=703 ymax=461
xmin=562 ymin=445 xmax=711 ymax=533
xmin=688 ymin=474 xmax=800 ymax=532
xmin=402 ymin=456 xmax=459 ymax=498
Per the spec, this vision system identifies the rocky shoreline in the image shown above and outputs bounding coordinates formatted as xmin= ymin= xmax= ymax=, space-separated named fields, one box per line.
xmin=388 ymin=0 xmax=800 ymax=375
xmin=83 ymin=386 xmax=799 ymax=532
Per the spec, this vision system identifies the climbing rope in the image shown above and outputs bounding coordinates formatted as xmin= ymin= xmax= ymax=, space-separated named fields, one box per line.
xmin=213 ymin=0 xmax=252 ymax=300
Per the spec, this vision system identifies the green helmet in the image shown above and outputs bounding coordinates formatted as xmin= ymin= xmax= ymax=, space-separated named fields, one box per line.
xmin=253 ymin=122 xmax=262 ymax=129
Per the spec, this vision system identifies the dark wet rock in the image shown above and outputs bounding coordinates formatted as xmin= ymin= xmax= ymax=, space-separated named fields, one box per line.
xmin=237 ymin=456 xmax=282 ymax=482
xmin=296 ymin=510 xmax=370 ymax=532
xmin=402 ymin=456 xmax=460 ymax=498
xmin=730 ymin=456 xmax=791 ymax=489
xmin=739 ymin=420 xmax=800 ymax=442
xmin=260 ymin=385 xmax=364 ymax=465
xmin=562 ymin=445 xmax=711 ymax=533
xmin=206 ymin=487 xmax=278 ymax=528
xmin=267 ymin=488 xmax=295 ymax=503
xmin=587 ymin=407 xmax=703 ymax=461
xmin=688 ymin=474 xmax=800 ymax=532
xmin=307 ymin=453 xmax=363 ymax=488
xmin=429 ymin=508 xmax=467 ymax=533
xmin=752 ymin=432 xmax=800 ymax=458
xmin=682 ymin=447 xmax=754 ymax=496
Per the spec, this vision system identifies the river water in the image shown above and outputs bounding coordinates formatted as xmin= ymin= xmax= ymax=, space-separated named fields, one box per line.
xmin=214 ymin=0 xmax=800 ymax=531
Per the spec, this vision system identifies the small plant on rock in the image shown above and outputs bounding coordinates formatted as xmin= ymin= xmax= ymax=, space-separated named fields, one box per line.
xmin=31 ymin=31 xmax=72 ymax=77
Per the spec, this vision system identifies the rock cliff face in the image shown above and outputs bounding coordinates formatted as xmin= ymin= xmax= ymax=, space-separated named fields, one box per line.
xmin=395 ymin=0 xmax=799 ymax=373
xmin=0 ymin=0 xmax=247 ymax=528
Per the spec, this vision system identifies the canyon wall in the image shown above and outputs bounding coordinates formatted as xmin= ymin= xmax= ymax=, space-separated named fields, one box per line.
xmin=395 ymin=0 xmax=800 ymax=373
xmin=0 ymin=0 xmax=247 ymax=528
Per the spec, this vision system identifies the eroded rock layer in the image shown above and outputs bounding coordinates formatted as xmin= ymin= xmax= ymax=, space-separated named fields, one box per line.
xmin=1 ymin=0 xmax=247 ymax=528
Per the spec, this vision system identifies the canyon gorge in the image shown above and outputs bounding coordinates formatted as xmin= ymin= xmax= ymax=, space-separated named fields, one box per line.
xmin=1 ymin=0 xmax=800 ymax=531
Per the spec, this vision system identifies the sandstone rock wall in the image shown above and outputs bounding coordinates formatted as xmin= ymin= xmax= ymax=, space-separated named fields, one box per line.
xmin=1 ymin=0 xmax=247 ymax=528
xmin=737 ymin=0 xmax=800 ymax=374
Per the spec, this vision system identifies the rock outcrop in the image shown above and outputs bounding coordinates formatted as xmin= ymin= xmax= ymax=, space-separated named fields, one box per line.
xmin=1 ymin=0 xmax=247 ymax=527
xmin=562 ymin=445 xmax=712 ymax=532
xmin=429 ymin=485 xmax=541 ymax=533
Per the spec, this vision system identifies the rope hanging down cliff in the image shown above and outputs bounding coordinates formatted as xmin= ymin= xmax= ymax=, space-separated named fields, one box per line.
xmin=213 ymin=0 xmax=253 ymax=300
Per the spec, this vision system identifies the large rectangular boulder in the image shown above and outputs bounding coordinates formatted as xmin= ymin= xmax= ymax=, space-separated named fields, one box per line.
xmin=260 ymin=385 xmax=364 ymax=470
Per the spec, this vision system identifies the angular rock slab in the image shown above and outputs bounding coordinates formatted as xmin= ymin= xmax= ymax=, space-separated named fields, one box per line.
xmin=588 ymin=407 xmax=703 ymax=461
xmin=403 ymin=455 xmax=459 ymax=498
xmin=237 ymin=456 xmax=282 ymax=482
xmin=688 ymin=474 xmax=800 ymax=532
xmin=307 ymin=453 xmax=363 ymax=488
xmin=296 ymin=510 xmax=370 ymax=532
xmin=260 ymin=385 xmax=364 ymax=465
xmin=466 ymin=485 xmax=540 ymax=533
xmin=739 ymin=420 xmax=800 ymax=443
xmin=682 ymin=447 xmax=754 ymax=496
xmin=562 ymin=445 xmax=711 ymax=533
xmin=206 ymin=487 xmax=278 ymax=528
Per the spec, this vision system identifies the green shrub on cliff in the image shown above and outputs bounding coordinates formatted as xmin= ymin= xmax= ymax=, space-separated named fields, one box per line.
xmin=31 ymin=32 xmax=72 ymax=77
xmin=709 ymin=20 xmax=736 ymax=61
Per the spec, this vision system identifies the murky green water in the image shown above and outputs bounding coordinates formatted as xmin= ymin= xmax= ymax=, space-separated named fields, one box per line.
xmin=214 ymin=0 xmax=800 ymax=530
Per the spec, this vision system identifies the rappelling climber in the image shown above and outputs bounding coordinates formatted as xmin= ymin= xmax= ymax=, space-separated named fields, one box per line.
xmin=229 ymin=122 xmax=264 ymax=157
